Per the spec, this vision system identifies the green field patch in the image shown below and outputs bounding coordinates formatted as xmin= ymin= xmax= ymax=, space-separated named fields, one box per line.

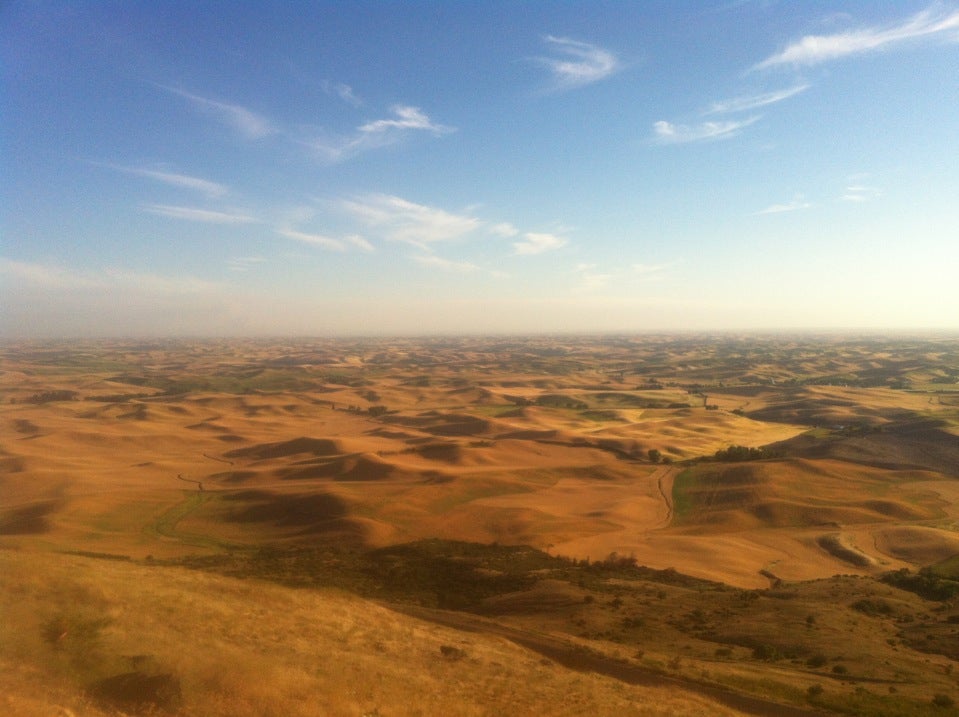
xmin=108 ymin=368 xmax=325 ymax=395
xmin=587 ymin=391 xmax=691 ymax=409
xmin=579 ymin=409 xmax=628 ymax=422
xmin=535 ymin=393 xmax=589 ymax=410
xmin=91 ymin=500 xmax=175 ymax=536
xmin=466 ymin=404 xmax=523 ymax=418
xmin=670 ymin=469 xmax=697 ymax=522
xmin=145 ymin=492 xmax=245 ymax=552
xmin=930 ymin=553 xmax=959 ymax=579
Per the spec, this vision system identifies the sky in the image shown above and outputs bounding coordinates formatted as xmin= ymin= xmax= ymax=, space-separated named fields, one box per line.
xmin=2 ymin=1 xmax=958 ymax=337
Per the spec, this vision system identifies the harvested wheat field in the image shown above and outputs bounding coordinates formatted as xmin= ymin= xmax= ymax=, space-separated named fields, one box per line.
xmin=3 ymin=335 xmax=959 ymax=716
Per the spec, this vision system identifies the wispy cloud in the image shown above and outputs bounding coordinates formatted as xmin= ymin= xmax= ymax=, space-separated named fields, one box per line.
xmin=161 ymin=82 xmax=448 ymax=162
xmin=755 ymin=195 xmax=812 ymax=214
xmin=632 ymin=262 xmax=672 ymax=276
xmin=489 ymin=222 xmax=520 ymax=238
xmin=754 ymin=6 xmax=959 ymax=69
xmin=513 ymin=232 xmax=567 ymax=255
xmin=413 ymin=254 xmax=479 ymax=272
xmin=101 ymin=269 xmax=219 ymax=294
xmin=309 ymin=105 xmax=454 ymax=162
xmin=572 ymin=264 xmax=612 ymax=292
xmin=358 ymin=105 xmax=453 ymax=135
xmin=1 ymin=258 xmax=218 ymax=294
xmin=227 ymin=256 xmax=266 ymax=272
xmin=278 ymin=229 xmax=351 ymax=252
xmin=344 ymin=235 xmax=375 ymax=252
xmin=143 ymin=204 xmax=256 ymax=224
xmin=278 ymin=228 xmax=373 ymax=253
xmin=652 ymin=116 xmax=761 ymax=144
xmin=161 ymin=86 xmax=276 ymax=139
xmin=99 ymin=163 xmax=228 ymax=198
xmin=0 ymin=258 xmax=102 ymax=289
xmin=337 ymin=194 xmax=480 ymax=248
xmin=841 ymin=184 xmax=882 ymax=202
xmin=320 ymin=79 xmax=362 ymax=107
xmin=535 ymin=36 xmax=620 ymax=90
xmin=705 ymin=84 xmax=810 ymax=114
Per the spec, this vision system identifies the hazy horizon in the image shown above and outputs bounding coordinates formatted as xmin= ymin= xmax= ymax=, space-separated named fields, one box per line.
xmin=4 ymin=1 xmax=958 ymax=337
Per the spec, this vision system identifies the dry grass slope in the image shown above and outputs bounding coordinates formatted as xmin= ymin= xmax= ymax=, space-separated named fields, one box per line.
xmin=0 ymin=550 xmax=747 ymax=717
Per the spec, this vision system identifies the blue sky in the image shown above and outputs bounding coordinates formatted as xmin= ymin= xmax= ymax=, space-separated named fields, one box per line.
xmin=3 ymin=1 xmax=958 ymax=337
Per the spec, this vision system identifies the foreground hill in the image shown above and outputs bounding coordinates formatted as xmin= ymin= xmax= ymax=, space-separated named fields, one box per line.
xmin=0 ymin=550 xmax=747 ymax=717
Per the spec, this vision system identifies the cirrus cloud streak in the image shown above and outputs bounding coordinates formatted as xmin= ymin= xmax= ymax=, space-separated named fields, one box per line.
xmin=754 ymin=6 xmax=959 ymax=69
xmin=513 ymin=232 xmax=567 ymax=255
xmin=652 ymin=116 xmax=761 ymax=144
xmin=535 ymin=36 xmax=620 ymax=90
xmin=142 ymin=204 xmax=256 ymax=224
xmin=337 ymin=194 xmax=480 ymax=248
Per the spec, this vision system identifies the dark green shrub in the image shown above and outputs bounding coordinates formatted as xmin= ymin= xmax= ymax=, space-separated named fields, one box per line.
xmin=932 ymin=693 xmax=954 ymax=708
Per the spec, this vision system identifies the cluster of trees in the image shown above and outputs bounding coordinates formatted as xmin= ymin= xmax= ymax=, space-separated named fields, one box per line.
xmin=17 ymin=390 xmax=78 ymax=404
xmin=881 ymin=568 xmax=959 ymax=601
xmin=535 ymin=394 xmax=588 ymax=410
xmin=646 ymin=448 xmax=672 ymax=464
xmin=344 ymin=404 xmax=389 ymax=417
xmin=713 ymin=445 xmax=774 ymax=462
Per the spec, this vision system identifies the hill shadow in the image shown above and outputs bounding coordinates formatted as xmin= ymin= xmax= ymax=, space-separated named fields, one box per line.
xmin=771 ymin=417 xmax=959 ymax=477
xmin=219 ymin=490 xmax=363 ymax=540
xmin=0 ymin=500 xmax=62 ymax=535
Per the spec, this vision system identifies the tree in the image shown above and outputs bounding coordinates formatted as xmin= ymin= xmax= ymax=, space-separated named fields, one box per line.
xmin=648 ymin=448 xmax=662 ymax=463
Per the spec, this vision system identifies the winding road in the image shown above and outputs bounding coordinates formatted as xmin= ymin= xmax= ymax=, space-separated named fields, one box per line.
xmin=651 ymin=464 xmax=677 ymax=530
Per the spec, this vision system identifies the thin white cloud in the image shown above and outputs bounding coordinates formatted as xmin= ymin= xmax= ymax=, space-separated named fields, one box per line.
xmin=101 ymin=269 xmax=219 ymax=294
xmin=143 ymin=204 xmax=256 ymax=224
xmin=572 ymin=264 xmax=612 ymax=292
xmin=489 ymin=222 xmax=520 ymax=238
xmin=359 ymin=105 xmax=453 ymax=135
xmin=841 ymin=185 xmax=882 ymax=202
xmin=228 ymin=256 xmax=266 ymax=272
xmin=755 ymin=195 xmax=812 ymax=214
xmin=652 ymin=116 xmax=761 ymax=144
xmin=0 ymin=258 xmax=102 ymax=289
xmin=161 ymin=86 xmax=276 ymax=139
xmin=100 ymin=163 xmax=228 ymax=197
xmin=277 ymin=228 xmax=373 ymax=253
xmin=278 ymin=228 xmax=351 ymax=252
xmin=754 ymin=6 xmax=959 ymax=69
xmin=344 ymin=234 xmax=375 ymax=252
xmin=1 ymin=258 xmax=218 ymax=294
xmin=309 ymin=105 xmax=454 ymax=162
xmin=705 ymin=84 xmax=810 ymax=114
xmin=337 ymin=194 xmax=480 ymax=248
xmin=305 ymin=133 xmax=358 ymax=162
xmin=536 ymin=36 xmax=620 ymax=89
xmin=320 ymin=79 xmax=362 ymax=107
xmin=413 ymin=255 xmax=479 ymax=272
xmin=513 ymin=232 xmax=567 ymax=255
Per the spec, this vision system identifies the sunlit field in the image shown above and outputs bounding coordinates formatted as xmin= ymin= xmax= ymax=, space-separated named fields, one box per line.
xmin=2 ymin=334 xmax=958 ymax=715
